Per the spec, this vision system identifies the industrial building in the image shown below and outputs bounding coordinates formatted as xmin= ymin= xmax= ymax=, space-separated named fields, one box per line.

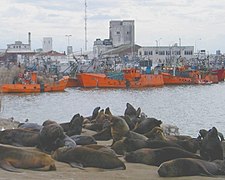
xmin=138 ymin=44 xmax=194 ymax=66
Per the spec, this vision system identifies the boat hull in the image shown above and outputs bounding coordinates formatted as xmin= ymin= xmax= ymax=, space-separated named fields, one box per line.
xmin=1 ymin=77 xmax=68 ymax=93
xmin=77 ymin=73 xmax=164 ymax=88
xmin=162 ymin=73 xmax=194 ymax=85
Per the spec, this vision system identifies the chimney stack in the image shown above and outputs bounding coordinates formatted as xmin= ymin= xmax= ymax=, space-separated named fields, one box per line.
xmin=28 ymin=32 xmax=31 ymax=50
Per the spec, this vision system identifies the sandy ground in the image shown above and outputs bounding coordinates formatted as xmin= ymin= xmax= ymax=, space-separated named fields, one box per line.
xmin=0 ymin=118 xmax=224 ymax=180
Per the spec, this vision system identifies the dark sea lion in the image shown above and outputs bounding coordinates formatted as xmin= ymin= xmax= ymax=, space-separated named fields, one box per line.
xmin=38 ymin=123 xmax=66 ymax=153
xmin=92 ymin=126 xmax=112 ymax=141
xmin=0 ymin=144 xmax=56 ymax=172
xmin=60 ymin=113 xmax=84 ymax=136
xmin=70 ymin=135 xmax=97 ymax=145
xmin=91 ymin=106 xmax=101 ymax=120
xmin=111 ymin=139 xmax=127 ymax=155
xmin=0 ymin=128 xmax=40 ymax=147
xmin=199 ymin=128 xmax=224 ymax=141
xmin=133 ymin=117 xmax=162 ymax=134
xmin=83 ymin=122 xmax=104 ymax=132
xmin=52 ymin=146 xmax=126 ymax=170
xmin=175 ymin=138 xmax=200 ymax=153
xmin=125 ymin=147 xmax=202 ymax=166
xmin=124 ymin=103 xmax=141 ymax=124
xmin=122 ymin=115 xmax=136 ymax=130
xmin=200 ymin=127 xmax=223 ymax=161
xmin=158 ymin=158 xmax=225 ymax=177
xmin=145 ymin=139 xmax=184 ymax=149
xmin=124 ymin=103 xmax=137 ymax=117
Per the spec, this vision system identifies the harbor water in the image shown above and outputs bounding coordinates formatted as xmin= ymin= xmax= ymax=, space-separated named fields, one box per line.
xmin=0 ymin=83 xmax=225 ymax=137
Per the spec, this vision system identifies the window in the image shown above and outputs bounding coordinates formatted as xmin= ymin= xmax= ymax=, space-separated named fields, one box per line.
xmin=166 ymin=51 xmax=171 ymax=55
xmin=144 ymin=51 xmax=148 ymax=55
xmin=159 ymin=51 xmax=165 ymax=55
xmin=116 ymin=31 xmax=120 ymax=34
xmin=184 ymin=50 xmax=193 ymax=55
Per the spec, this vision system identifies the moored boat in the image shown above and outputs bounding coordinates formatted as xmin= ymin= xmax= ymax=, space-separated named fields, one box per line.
xmin=0 ymin=72 xmax=68 ymax=93
xmin=77 ymin=68 xmax=164 ymax=88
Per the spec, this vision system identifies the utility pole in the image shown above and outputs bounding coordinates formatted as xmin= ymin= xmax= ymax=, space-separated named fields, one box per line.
xmin=84 ymin=0 xmax=87 ymax=51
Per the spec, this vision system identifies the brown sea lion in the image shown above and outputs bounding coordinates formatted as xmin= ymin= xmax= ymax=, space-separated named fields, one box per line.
xmin=52 ymin=146 xmax=126 ymax=170
xmin=158 ymin=158 xmax=225 ymax=177
xmin=105 ymin=107 xmax=112 ymax=115
xmin=42 ymin=120 xmax=57 ymax=126
xmin=0 ymin=144 xmax=56 ymax=172
xmin=0 ymin=128 xmax=40 ymax=147
xmin=200 ymin=127 xmax=223 ymax=161
xmin=109 ymin=115 xmax=129 ymax=144
xmin=84 ymin=144 xmax=117 ymax=156
xmin=125 ymin=147 xmax=202 ymax=166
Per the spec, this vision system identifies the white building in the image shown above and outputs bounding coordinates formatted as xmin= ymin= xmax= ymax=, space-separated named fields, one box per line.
xmin=7 ymin=32 xmax=32 ymax=53
xmin=109 ymin=20 xmax=135 ymax=47
xmin=138 ymin=44 xmax=194 ymax=66
xmin=43 ymin=37 xmax=53 ymax=52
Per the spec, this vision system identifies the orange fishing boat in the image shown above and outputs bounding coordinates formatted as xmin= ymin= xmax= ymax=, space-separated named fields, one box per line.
xmin=1 ymin=72 xmax=68 ymax=93
xmin=66 ymin=77 xmax=81 ymax=87
xmin=76 ymin=68 xmax=164 ymax=88
xmin=161 ymin=66 xmax=214 ymax=85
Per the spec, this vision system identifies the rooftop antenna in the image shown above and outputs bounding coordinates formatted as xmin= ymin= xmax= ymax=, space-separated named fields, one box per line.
xmin=84 ymin=0 xmax=87 ymax=51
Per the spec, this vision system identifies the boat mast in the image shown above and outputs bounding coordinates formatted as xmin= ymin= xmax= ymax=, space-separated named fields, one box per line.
xmin=84 ymin=0 xmax=87 ymax=51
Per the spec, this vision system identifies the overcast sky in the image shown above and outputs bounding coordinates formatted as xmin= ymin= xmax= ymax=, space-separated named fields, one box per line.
xmin=0 ymin=0 xmax=225 ymax=54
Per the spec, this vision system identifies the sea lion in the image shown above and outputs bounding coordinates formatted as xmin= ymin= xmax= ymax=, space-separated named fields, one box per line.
xmin=84 ymin=144 xmax=117 ymax=156
xmin=125 ymin=147 xmax=202 ymax=166
xmin=92 ymin=126 xmax=112 ymax=141
xmin=70 ymin=135 xmax=97 ymax=145
xmin=52 ymin=146 xmax=126 ymax=170
xmin=0 ymin=128 xmax=40 ymax=147
xmin=38 ymin=123 xmax=66 ymax=153
xmin=111 ymin=139 xmax=127 ymax=155
xmin=124 ymin=103 xmax=140 ymax=124
xmin=133 ymin=117 xmax=162 ymax=134
xmin=200 ymin=127 xmax=223 ymax=161
xmin=0 ymin=144 xmax=56 ymax=172
xmin=42 ymin=120 xmax=57 ymax=126
xmin=60 ymin=113 xmax=84 ymax=136
xmin=105 ymin=107 xmax=112 ymax=115
xmin=158 ymin=158 xmax=225 ymax=177
xmin=18 ymin=122 xmax=42 ymax=132
xmin=91 ymin=106 xmax=101 ymax=120
xmin=199 ymin=128 xmax=224 ymax=141
xmin=109 ymin=115 xmax=130 ymax=144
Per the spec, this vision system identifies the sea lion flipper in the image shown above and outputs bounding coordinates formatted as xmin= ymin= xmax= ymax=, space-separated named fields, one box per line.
xmin=0 ymin=160 xmax=22 ymax=173
xmin=69 ymin=162 xmax=85 ymax=170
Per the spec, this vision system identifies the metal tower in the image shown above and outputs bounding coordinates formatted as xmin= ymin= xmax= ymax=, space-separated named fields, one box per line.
xmin=84 ymin=0 xmax=87 ymax=51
